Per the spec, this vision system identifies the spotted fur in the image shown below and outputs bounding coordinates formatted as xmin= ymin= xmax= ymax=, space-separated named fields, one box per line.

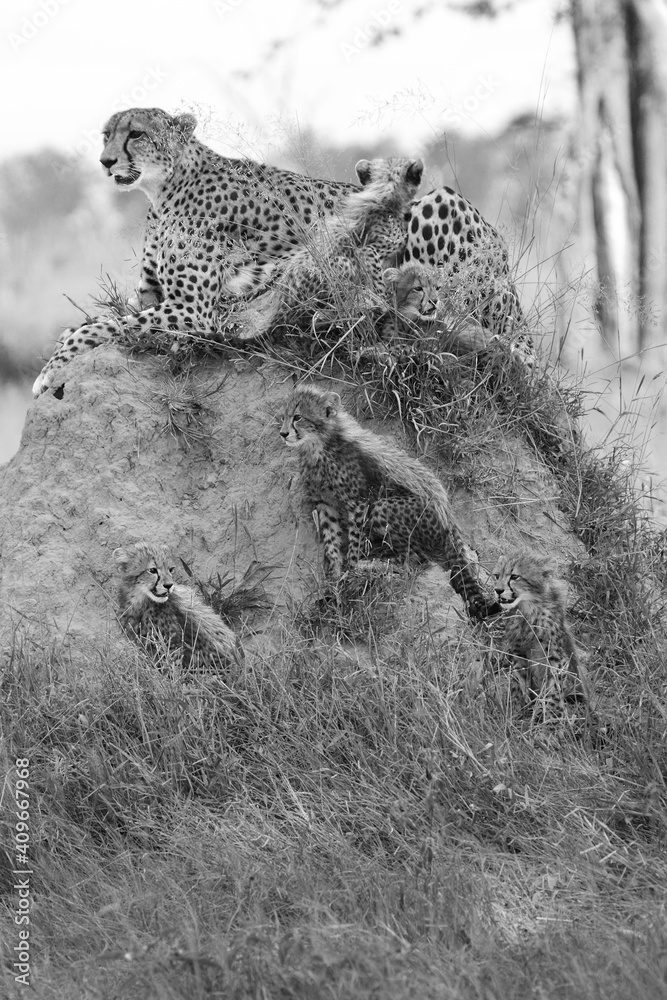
xmin=231 ymin=156 xmax=424 ymax=340
xmin=382 ymin=259 xmax=531 ymax=362
xmin=405 ymin=186 xmax=526 ymax=345
xmin=279 ymin=384 xmax=500 ymax=620
xmin=33 ymin=107 xmax=529 ymax=393
xmin=114 ymin=541 xmax=242 ymax=671
xmin=489 ymin=551 xmax=589 ymax=724
xmin=33 ymin=107 xmax=355 ymax=395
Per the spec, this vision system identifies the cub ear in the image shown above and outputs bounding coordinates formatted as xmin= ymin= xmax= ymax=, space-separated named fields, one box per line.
xmin=113 ymin=546 xmax=130 ymax=568
xmin=383 ymin=267 xmax=399 ymax=288
xmin=406 ymin=159 xmax=424 ymax=188
xmin=323 ymin=391 xmax=341 ymax=417
xmin=355 ymin=159 xmax=372 ymax=186
xmin=541 ymin=556 xmax=558 ymax=577
xmin=173 ymin=113 xmax=197 ymax=140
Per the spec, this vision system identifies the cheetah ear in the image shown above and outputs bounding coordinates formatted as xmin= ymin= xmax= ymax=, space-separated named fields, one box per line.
xmin=382 ymin=267 xmax=399 ymax=288
xmin=355 ymin=159 xmax=372 ymax=186
xmin=406 ymin=159 xmax=424 ymax=188
xmin=541 ymin=556 xmax=558 ymax=577
xmin=322 ymin=391 xmax=341 ymax=418
xmin=113 ymin=546 xmax=130 ymax=568
xmin=173 ymin=113 xmax=197 ymax=140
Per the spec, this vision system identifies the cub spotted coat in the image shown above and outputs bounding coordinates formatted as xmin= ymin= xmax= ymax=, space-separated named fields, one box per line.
xmin=279 ymin=385 xmax=499 ymax=620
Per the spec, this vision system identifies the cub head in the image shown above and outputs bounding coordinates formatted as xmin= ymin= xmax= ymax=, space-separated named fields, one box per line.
xmin=279 ymin=386 xmax=341 ymax=448
xmin=383 ymin=263 xmax=439 ymax=324
xmin=100 ymin=108 xmax=197 ymax=193
xmin=492 ymin=551 xmax=563 ymax=612
xmin=355 ymin=156 xmax=424 ymax=195
xmin=114 ymin=541 xmax=176 ymax=605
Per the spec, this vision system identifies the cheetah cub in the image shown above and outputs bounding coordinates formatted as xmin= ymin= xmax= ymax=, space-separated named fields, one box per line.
xmin=489 ymin=551 xmax=589 ymax=726
xmin=114 ymin=542 xmax=243 ymax=671
xmin=381 ymin=263 xmax=494 ymax=352
xmin=279 ymin=384 xmax=499 ymax=621
xmin=233 ymin=156 xmax=424 ymax=340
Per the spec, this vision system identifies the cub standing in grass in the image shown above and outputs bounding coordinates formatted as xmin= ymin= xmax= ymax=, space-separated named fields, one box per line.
xmin=114 ymin=541 xmax=243 ymax=670
xmin=489 ymin=551 xmax=590 ymax=726
xmin=279 ymin=384 xmax=500 ymax=621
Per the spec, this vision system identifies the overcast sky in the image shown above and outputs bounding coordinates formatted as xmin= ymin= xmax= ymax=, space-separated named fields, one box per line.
xmin=1 ymin=0 xmax=574 ymax=162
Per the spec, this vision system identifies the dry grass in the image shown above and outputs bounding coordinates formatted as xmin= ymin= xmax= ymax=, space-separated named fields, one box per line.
xmin=3 ymin=205 xmax=667 ymax=999
xmin=2 ymin=580 xmax=667 ymax=998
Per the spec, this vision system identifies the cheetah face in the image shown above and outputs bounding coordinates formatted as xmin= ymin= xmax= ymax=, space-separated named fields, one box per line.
xmin=383 ymin=264 xmax=439 ymax=324
xmin=100 ymin=108 xmax=197 ymax=194
xmin=492 ymin=552 xmax=557 ymax=610
xmin=279 ymin=387 xmax=340 ymax=448
xmin=140 ymin=561 xmax=176 ymax=603
xmin=114 ymin=542 xmax=176 ymax=605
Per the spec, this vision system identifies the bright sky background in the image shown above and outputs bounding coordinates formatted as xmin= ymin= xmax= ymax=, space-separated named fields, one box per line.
xmin=0 ymin=0 xmax=575 ymax=163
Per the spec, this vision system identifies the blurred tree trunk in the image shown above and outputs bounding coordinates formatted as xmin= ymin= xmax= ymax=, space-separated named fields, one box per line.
xmin=571 ymin=0 xmax=667 ymax=369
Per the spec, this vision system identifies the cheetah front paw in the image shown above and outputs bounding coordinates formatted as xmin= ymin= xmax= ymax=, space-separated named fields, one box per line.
xmin=32 ymin=363 xmax=61 ymax=397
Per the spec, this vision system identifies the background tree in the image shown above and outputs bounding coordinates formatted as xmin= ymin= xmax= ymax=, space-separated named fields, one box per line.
xmin=570 ymin=0 xmax=667 ymax=370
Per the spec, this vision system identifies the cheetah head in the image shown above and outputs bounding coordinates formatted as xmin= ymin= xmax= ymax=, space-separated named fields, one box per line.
xmin=383 ymin=263 xmax=440 ymax=324
xmin=100 ymin=108 xmax=197 ymax=195
xmin=279 ymin=386 xmax=341 ymax=448
xmin=114 ymin=541 xmax=176 ymax=605
xmin=491 ymin=551 xmax=562 ymax=612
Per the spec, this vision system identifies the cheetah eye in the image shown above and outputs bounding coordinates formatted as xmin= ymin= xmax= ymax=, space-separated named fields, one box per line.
xmin=149 ymin=566 xmax=158 ymax=575
xmin=168 ymin=567 xmax=176 ymax=574
xmin=510 ymin=574 xmax=519 ymax=581
xmin=292 ymin=414 xmax=301 ymax=423
xmin=128 ymin=129 xmax=146 ymax=140
xmin=101 ymin=131 xmax=110 ymax=141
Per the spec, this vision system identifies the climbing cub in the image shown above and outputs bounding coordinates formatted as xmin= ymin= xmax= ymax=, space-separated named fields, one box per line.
xmin=232 ymin=156 xmax=424 ymax=340
xmin=114 ymin=541 xmax=243 ymax=670
xmin=489 ymin=551 xmax=589 ymax=725
xmin=279 ymin=384 xmax=499 ymax=620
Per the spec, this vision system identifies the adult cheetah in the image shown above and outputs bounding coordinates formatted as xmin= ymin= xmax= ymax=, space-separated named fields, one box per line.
xmin=33 ymin=107 xmax=525 ymax=393
xmin=279 ymin=384 xmax=500 ymax=621
xmin=32 ymin=107 xmax=355 ymax=395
